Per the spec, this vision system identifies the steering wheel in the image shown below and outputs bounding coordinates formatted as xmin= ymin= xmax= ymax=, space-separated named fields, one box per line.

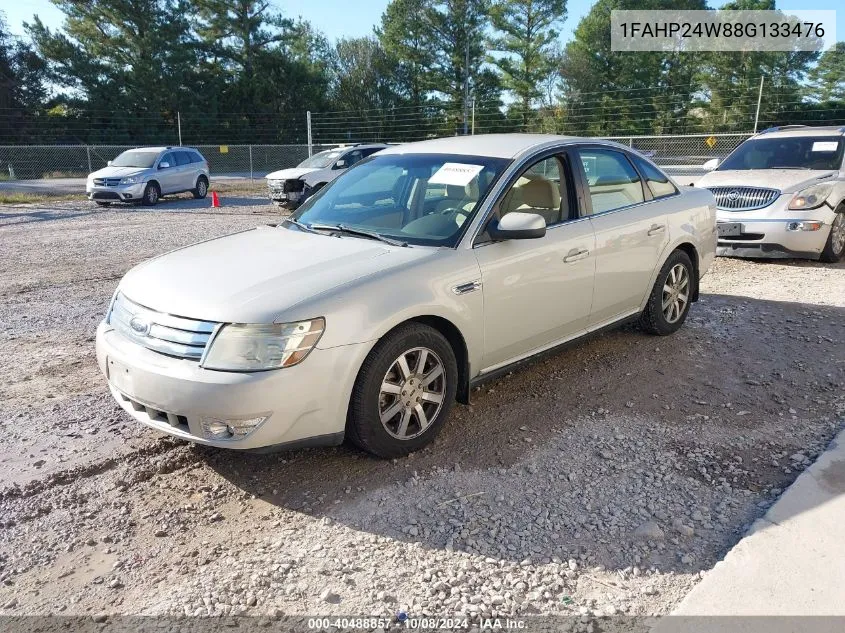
xmin=438 ymin=206 xmax=472 ymax=224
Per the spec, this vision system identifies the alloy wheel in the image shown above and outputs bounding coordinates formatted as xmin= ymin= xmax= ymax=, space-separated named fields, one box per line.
xmin=662 ymin=263 xmax=689 ymax=324
xmin=378 ymin=347 xmax=446 ymax=440
xmin=832 ymin=214 xmax=845 ymax=255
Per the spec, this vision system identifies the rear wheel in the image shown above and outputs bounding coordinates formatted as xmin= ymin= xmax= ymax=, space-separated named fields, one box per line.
xmin=347 ymin=323 xmax=457 ymax=458
xmin=141 ymin=182 xmax=160 ymax=206
xmin=640 ymin=250 xmax=694 ymax=336
xmin=820 ymin=211 xmax=845 ymax=263
xmin=192 ymin=176 xmax=209 ymax=199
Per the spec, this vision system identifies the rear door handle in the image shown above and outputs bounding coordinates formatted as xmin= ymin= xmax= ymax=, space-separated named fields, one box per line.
xmin=648 ymin=224 xmax=666 ymax=236
xmin=563 ymin=248 xmax=590 ymax=263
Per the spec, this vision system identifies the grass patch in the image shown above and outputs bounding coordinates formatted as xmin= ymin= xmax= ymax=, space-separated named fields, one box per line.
xmin=0 ymin=192 xmax=78 ymax=205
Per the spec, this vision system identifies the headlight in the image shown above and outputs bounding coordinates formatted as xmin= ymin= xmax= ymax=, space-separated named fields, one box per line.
xmin=788 ymin=183 xmax=834 ymax=210
xmin=119 ymin=175 xmax=143 ymax=185
xmin=202 ymin=318 xmax=325 ymax=371
xmin=268 ymin=179 xmax=281 ymax=187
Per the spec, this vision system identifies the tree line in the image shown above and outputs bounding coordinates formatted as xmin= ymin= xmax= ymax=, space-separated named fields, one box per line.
xmin=0 ymin=0 xmax=843 ymax=146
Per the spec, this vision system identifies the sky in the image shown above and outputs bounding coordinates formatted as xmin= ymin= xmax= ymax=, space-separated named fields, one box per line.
xmin=2 ymin=0 xmax=840 ymax=48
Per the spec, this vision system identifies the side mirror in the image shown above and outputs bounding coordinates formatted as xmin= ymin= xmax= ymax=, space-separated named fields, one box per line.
xmin=488 ymin=212 xmax=546 ymax=240
xmin=702 ymin=158 xmax=719 ymax=172
xmin=334 ymin=159 xmax=346 ymax=169
xmin=107 ymin=160 xmax=112 ymax=166
xmin=159 ymin=161 xmax=170 ymax=169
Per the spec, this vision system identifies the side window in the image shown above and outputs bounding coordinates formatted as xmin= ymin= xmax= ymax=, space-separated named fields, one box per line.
xmin=632 ymin=155 xmax=677 ymax=199
xmin=498 ymin=156 xmax=568 ymax=227
xmin=361 ymin=147 xmax=383 ymax=158
xmin=159 ymin=152 xmax=175 ymax=168
xmin=174 ymin=151 xmax=192 ymax=167
xmin=576 ymin=149 xmax=645 ymax=214
xmin=344 ymin=150 xmax=364 ymax=167
xmin=191 ymin=151 xmax=205 ymax=163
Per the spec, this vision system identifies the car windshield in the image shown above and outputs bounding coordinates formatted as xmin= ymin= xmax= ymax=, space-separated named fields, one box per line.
xmin=110 ymin=150 xmax=160 ymax=168
xmin=291 ymin=153 xmax=510 ymax=247
xmin=298 ymin=149 xmax=344 ymax=169
xmin=718 ymin=136 xmax=844 ymax=171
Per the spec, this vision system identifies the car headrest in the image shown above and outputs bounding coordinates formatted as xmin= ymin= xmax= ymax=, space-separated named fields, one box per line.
xmin=520 ymin=178 xmax=560 ymax=210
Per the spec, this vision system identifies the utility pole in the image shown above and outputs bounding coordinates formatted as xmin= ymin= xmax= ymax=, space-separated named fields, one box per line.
xmin=471 ymin=97 xmax=476 ymax=135
xmin=177 ymin=112 xmax=182 ymax=146
xmin=463 ymin=39 xmax=469 ymax=136
xmin=753 ymin=76 xmax=764 ymax=133
xmin=306 ymin=111 xmax=313 ymax=157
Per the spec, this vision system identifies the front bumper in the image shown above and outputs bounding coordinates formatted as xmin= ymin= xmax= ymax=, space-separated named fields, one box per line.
xmin=87 ymin=182 xmax=146 ymax=202
xmin=715 ymin=196 xmax=836 ymax=260
xmin=95 ymin=321 xmax=372 ymax=450
xmin=267 ymin=181 xmax=304 ymax=206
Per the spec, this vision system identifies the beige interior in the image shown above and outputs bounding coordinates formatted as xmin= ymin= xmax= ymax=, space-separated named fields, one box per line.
xmin=500 ymin=174 xmax=565 ymax=226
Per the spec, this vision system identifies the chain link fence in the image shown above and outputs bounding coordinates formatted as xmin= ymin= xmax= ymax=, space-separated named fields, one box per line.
xmin=0 ymin=144 xmax=336 ymax=181
xmin=0 ymin=134 xmax=753 ymax=182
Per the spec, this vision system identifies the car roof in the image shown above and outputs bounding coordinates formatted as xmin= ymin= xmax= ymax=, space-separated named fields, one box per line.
xmin=376 ymin=133 xmax=590 ymax=159
xmin=756 ymin=125 xmax=845 ymax=139
xmin=127 ymin=147 xmax=201 ymax=153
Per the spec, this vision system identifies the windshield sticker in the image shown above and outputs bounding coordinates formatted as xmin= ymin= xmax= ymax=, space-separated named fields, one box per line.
xmin=429 ymin=163 xmax=484 ymax=186
xmin=811 ymin=141 xmax=838 ymax=152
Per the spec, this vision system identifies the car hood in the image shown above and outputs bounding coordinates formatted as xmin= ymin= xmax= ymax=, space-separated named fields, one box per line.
xmin=265 ymin=167 xmax=319 ymax=180
xmin=118 ymin=226 xmax=435 ymax=323
xmin=89 ymin=166 xmax=148 ymax=179
xmin=697 ymin=169 xmax=838 ymax=194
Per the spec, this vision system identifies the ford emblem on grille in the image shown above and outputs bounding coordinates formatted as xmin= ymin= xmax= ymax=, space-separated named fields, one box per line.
xmin=129 ymin=315 xmax=151 ymax=336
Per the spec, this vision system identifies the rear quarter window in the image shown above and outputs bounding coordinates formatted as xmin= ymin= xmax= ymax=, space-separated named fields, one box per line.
xmin=632 ymin=155 xmax=678 ymax=199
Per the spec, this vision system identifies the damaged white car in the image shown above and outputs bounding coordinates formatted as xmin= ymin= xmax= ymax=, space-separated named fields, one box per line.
xmin=265 ymin=143 xmax=387 ymax=209
xmin=698 ymin=125 xmax=845 ymax=262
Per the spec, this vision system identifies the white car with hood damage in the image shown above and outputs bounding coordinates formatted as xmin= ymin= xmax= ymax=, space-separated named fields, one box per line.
xmin=96 ymin=134 xmax=715 ymax=458
xmin=265 ymin=143 xmax=388 ymax=208
xmin=698 ymin=125 xmax=845 ymax=262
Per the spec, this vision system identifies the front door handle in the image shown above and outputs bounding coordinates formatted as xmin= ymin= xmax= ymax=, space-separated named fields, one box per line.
xmin=648 ymin=224 xmax=666 ymax=236
xmin=563 ymin=248 xmax=590 ymax=263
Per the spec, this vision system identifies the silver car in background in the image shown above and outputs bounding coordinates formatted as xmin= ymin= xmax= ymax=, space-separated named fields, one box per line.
xmin=96 ymin=134 xmax=716 ymax=458
xmin=698 ymin=126 xmax=845 ymax=262
xmin=86 ymin=146 xmax=210 ymax=206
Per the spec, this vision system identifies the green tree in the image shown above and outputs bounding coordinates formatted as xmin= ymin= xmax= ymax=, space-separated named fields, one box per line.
xmin=377 ymin=0 xmax=436 ymax=108
xmin=426 ymin=0 xmax=495 ymax=135
xmin=488 ymin=0 xmax=567 ymax=124
xmin=808 ymin=42 xmax=845 ymax=103
xmin=0 ymin=13 xmax=48 ymax=142
xmin=27 ymin=0 xmax=197 ymax=143
xmin=560 ymin=0 xmax=707 ymax=136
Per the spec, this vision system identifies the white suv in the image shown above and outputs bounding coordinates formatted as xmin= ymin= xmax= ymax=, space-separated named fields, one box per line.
xmin=698 ymin=126 xmax=845 ymax=262
xmin=265 ymin=143 xmax=387 ymax=209
xmin=86 ymin=147 xmax=210 ymax=206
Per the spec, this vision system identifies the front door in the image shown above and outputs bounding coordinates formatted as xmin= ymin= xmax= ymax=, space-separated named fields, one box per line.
xmin=474 ymin=153 xmax=596 ymax=371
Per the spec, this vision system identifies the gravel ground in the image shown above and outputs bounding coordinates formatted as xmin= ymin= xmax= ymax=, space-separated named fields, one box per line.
xmin=0 ymin=196 xmax=843 ymax=623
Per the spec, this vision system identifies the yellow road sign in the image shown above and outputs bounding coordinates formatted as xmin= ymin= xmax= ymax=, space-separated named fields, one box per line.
xmin=219 ymin=145 xmax=229 ymax=154
xmin=705 ymin=136 xmax=717 ymax=149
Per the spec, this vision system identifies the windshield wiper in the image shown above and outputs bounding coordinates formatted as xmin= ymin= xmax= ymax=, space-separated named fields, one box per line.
xmin=308 ymin=223 xmax=407 ymax=247
xmin=284 ymin=217 xmax=319 ymax=233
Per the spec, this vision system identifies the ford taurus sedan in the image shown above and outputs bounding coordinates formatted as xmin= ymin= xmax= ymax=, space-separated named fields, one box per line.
xmin=96 ymin=134 xmax=717 ymax=458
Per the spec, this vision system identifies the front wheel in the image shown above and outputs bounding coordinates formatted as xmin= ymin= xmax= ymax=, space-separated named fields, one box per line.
xmin=192 ymin=176 xmax=209 ymax=199
xmin=820 ymin=212 xmax=845 ymax=263
xmin=640 ymin=250 xmax=694 ymax=336
xmin=347 ymin=323 xmax=457 ymax=458
xmin=94 ymin=201 xmax=111 ymax=207
xmin=141 ymin=182 xmax=160 ymax=206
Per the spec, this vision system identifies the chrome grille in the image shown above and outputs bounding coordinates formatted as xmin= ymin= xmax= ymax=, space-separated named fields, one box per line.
xmin=94 ymin=177 xmax=122 ymax=187
xmin=108 ymin=293 xmax=217 ymax=360
xmin=706 ymin=186 xmax=780 ymax=211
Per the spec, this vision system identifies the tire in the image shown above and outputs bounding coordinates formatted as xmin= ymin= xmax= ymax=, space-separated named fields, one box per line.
xmin=819 ymin=211 xmax=845 ymax=263
xmin=141 ymin=182 xmax=160 ymax=206
xmin=640 ymin=249 xmax=694 ymax=336
xmin=192 ymin=176 xmax=209 ymax=199
xmin=347 ymin=323 xmax=458 ymax=458
xmin=94 ymin=201 xmax=110 ymax=207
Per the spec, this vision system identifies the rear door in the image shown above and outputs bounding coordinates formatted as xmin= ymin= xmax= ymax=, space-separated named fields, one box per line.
xmin=174 ymin=150 xmax=197 ymax=191
xmin=571 ymin=146 xmax=670 ymax=328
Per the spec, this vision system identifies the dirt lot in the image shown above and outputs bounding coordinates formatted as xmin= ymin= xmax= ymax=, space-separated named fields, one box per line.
xmin=0 ymin=195 xmax=843 ymax=622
